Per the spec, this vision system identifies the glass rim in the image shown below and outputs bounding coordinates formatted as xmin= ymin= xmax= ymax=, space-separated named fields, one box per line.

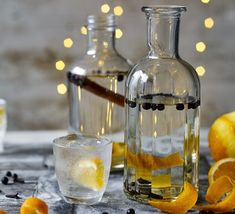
xmin=142 ymin=5 xmax=187 ymax=15
xmin=53 ymin=133 xmax=112 ymax=149
xmin=87 ymin=14 xmax=116 ymax=30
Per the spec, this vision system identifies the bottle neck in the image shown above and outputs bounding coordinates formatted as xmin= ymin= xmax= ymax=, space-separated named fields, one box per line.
xmin=147 ymin=15 xmax=180 ymax=58
xmin=86 ymin=28 xmax=116 ymax=55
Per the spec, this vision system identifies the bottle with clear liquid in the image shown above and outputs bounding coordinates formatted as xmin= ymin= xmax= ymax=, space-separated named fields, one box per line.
xmin=124 ymin=6 xmax=200 ymax=202
xmin=67 ymin=14 xmax=131 ymax=171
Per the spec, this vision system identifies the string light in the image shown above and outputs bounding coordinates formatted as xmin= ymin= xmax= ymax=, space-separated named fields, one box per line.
xmin=196 ymin=42 xmax=206 ymax=52
xmin=114 ymin=6 xmax=123 ymax=16
xmin=103 ymin=41 xmax=108 ymax=48
xmin=80 ymin=26 xmax=87 ymax=35
xmin=80 ymin=124 xmax=84 ymax=132
xmin=57 ymin=83 xmax=67 ymax=95
xmin=116 ymin=28 xmax=123 ymax=39
xmin=196 ymin=66 xmax=206 ymax=76
xmin=101 ymin=4 xmax=110 ymax=13
xmin=98 ymin=60 xmax=104 ymax=67
xmin=55 ymin=60 xmax=65 ymax=71
xmin=201 ymin=0 xmax=210 ymax=3
xmin=63 ymin=38 xmax=73 ymax=48
xmin=204 ymin=17 xmax=214 ymax=29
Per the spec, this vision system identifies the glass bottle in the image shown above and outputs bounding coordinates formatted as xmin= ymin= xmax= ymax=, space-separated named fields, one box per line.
xmin=67 ymin=14 xmax=131 ymax=171
xmin=124 ymin=6 xmax=200 ymax=202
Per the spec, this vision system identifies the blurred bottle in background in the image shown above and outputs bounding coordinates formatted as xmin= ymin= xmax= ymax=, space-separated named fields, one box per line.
xmin=67 ymin=14 xmax=132 ymax=171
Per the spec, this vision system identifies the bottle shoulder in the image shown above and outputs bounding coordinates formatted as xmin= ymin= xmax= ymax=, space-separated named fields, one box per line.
xmin=128 ymin=57 xmax=200 ymax=84
xmin=69 ymin=51 xmax=132 ymax=76
xmin=126 ymin=57 xmax=200 ymax=99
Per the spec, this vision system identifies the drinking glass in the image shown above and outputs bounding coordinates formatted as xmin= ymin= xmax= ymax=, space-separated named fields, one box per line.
xmin=53 ymin=134 xmax=112 ymax=205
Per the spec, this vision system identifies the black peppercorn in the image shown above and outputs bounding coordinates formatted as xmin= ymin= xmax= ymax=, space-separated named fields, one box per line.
xmin=176 ymin=103 xmax=184 ymax=111
xmin=1 ymin=176 xmax=9 ymax=185
xmin=6 ymin=171 xmax=12 ymax=177
xmin=157 ymin=104 xmax=165 ymax=111
xmin=13 ymin=173 xmax=18 ymax=181
xmin=128 ymin=101 xmax=136 ymax=108
xmin=142 ymin=103 xmax=151 ymax=110
xmin=117 ymin=75 xmax=124 ymax=82
xmin=151 ymin=104 xmax=158 ymax=111
xmin=127 ymin=208 xmax=135 ymax=214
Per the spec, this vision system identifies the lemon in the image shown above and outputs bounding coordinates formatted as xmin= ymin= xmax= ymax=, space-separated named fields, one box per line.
xmin=20 ymin=197 xmax=48 ymax=214
xmin=208 ymin=111 xmax=235 ymax=161
xmin=149 ymin=182 xmax=198 ymax=214
xmin=71 ymin=158 xmax=105 ymax=191
xmin=208 ymin=157 xmax=235 ymax=185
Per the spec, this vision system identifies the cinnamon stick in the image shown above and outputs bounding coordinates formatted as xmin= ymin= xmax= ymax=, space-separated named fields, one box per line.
xmin=67 ymin=72 xmax=125 ymax=107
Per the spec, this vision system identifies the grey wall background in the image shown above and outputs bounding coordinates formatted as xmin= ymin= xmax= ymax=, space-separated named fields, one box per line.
xmin=0 ymin=0 xmax=235 ymax=130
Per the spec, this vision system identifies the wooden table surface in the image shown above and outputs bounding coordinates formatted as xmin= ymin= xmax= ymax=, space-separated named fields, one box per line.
xmin=0 ymin=130 xmax=214 ymax=214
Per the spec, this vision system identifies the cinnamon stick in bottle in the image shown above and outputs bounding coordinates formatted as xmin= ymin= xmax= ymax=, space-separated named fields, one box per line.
xmin=67 ymin=72 xmax=125 ymax=107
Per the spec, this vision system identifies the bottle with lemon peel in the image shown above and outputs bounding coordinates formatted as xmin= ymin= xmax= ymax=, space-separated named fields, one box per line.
xmin=124 ymin=5 xmax=200 ymax=203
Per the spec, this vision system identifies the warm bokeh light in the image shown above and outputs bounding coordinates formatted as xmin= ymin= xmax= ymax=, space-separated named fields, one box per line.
xmin=103 ymin=41 xmax=108 ymax=48
xmin=77 ymin=86 xmax=81 ymax=101
xmin=80 ymin=26 xmax=87 ymax=35
xmin=101 ymin=4 xmax=110 ymax=13
xmin=55 ymin=60 xmax=65 ymax=71
xmin=63 ymin=38 xmax=73 ymax=48
xmin=114 ymin=6 xmax=123 ymax=16
xmin=80 ymin=124 xmax=84 ymax=132
xmin=204 ymin=17 xmax=215 ymax=29
xmin=196 ymin=66 xmax=206 ymax=76
xmin=115 ymin=28 xmax=123 ymax=39
xmin=201 ymin=0 xmax=210 ymax=3
xmin=57 ymin=83 xmax=67 ymax=95
xmin=98 ymin=60 xmax=104 ymax=67
xmin=196 ymin=42 xmax=206 ymax=52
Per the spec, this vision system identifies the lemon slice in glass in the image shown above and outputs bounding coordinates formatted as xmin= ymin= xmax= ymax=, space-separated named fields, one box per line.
xmin=71 ymin=158 xmax=105 ymax=191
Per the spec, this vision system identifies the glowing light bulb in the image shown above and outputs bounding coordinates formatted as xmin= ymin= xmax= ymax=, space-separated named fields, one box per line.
xmin=80 ymin=26 xmax=87 ymax=35
xmin=63 ymin=38 xmax=73 ymax=48
xmin=204 ymin=17 xmax=214 ymax=29
xmin=114 ymin=6 xmax=123 ymax=16
xmin=101 ymin=4 xmax=110 ymax=13
xmin=57 ymin=83 xmax=67 ymax=95
xmin=196 ymin=42 xmax=206 ymax=52
xmin=196 ymin=66 xmax=206 ymax=76
xmin=55 ymin=60 xmax=65 ymax=71
xmin=115 ymin=28 xmax=123 ymax=39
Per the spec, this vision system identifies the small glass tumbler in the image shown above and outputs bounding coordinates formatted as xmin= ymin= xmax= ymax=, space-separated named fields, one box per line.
xmin=53 ymin=134 xmax=112 ymax=205
xmin=0 ymin=99 xmax=7 ymax=152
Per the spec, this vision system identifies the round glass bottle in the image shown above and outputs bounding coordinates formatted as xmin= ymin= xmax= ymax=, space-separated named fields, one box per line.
xmin=67 ymin=14 xmax=131 ymax=171
xmin=124 ymin=6 xmax=200 ymax=202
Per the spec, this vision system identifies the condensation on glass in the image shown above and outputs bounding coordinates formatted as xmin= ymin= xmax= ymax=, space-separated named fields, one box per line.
xmin=67 ymin=14 xmax=131 ymax=171
xmin=124 ymin=6 xmax=200 ymax=203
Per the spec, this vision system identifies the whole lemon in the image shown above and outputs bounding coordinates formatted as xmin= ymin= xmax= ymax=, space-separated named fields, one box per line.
xmin=208 ymin=111 xmax=235 ymax=161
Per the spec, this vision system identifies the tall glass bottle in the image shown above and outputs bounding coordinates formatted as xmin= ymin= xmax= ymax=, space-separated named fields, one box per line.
xmin=124 ymin=6 xmax=200 ymax=202
xmin=67 ymin=14 xmax=131 ymax=170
